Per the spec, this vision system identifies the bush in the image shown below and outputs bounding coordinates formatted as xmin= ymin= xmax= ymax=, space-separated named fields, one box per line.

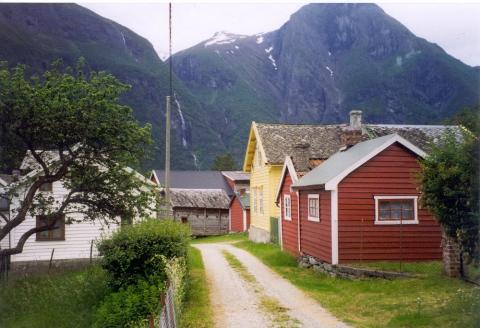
xmin=97 ymin=219 xmax=190 ymax=289
xmin=94 ymin=278 xmax=164 ymax=328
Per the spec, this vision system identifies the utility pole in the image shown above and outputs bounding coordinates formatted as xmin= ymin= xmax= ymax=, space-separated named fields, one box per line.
xmin=165 ymin=95 xmax=171 ymax=211
xmin=164 ymin=3 xmax=172 ymax=213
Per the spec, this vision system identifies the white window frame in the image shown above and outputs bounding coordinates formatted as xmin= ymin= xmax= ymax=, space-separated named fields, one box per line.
xmin=374 ymin=195 xmax=419 ymax=225
xmin=283 ymin=194 xmax=292 ymax=221
xmin=307 ymin=194 xmax=320 ymax=222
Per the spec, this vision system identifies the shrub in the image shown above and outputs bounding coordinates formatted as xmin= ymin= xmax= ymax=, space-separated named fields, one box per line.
xmin=97 ymin=219 xmax=190 ymax=289
xmin=94 ymin=278 xmax=164 ymax=328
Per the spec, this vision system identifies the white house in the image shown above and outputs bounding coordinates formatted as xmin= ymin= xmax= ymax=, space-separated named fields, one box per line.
xmin=2 ymin=152 xmax=156 ymax=265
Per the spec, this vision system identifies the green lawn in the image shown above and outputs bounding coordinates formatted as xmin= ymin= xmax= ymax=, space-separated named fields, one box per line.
xmin=234 ymin=240 xmax=480 ymax=328
xmin=179 ymin=247 xmax=214 ymax=328
xmin=190 ymin=232 xmax=247 ymax=244
xmin=0 ymin=266 xmax=108 ymax=328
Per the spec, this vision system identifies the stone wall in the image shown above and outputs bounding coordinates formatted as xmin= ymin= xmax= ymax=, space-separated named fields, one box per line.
xmin=299 ymin=255 xmax=413 ymax=280
xmin=442 ymin=233 xmax=461 ymax=277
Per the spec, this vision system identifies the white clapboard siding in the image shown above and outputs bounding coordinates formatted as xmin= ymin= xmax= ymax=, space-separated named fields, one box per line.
xmin=9 ymin=180 xmax=119 ymax=262
xmin=0 ymin=213 xmax=11 ymax=250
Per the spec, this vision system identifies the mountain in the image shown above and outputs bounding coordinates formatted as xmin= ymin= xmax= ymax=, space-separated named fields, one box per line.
xmin=172 ymin=3 xmax=479 ymax=162
xmin=1 ymin=3 xmax=478 ymax=171
xmin=0 ymin=3 xmax=226 ymax=172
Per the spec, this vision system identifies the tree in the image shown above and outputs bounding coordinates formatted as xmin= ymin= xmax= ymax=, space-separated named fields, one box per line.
xmin=0 ymin=59 xmax=155 ymax=257
xmin=418 ymin=130 xmax=479 ymax=265
xmin=448 ymin=106 xmax=480 ymax=136
xmin=211 ymin=153 xmax=237 ymax=171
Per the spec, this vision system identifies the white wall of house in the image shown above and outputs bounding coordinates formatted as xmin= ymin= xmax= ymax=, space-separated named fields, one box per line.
xmin=9 ymin=180 xmax=119 ymax=263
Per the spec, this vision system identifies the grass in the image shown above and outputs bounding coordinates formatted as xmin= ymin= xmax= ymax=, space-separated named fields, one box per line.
xmin=222 ymin=249 xmax=300 ymax=328
xmin=179 ymin=247 xmax=214 ymax=328
xmin=190 ymin=232 xmax=247 ymax=244
xmin=0 ymin=266 xmax=108 ymax=328
xmin=234 ymin=240 xmax=480 ymax=328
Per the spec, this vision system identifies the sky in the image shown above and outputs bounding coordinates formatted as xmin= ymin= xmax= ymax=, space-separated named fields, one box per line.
xmin=81 ymin=2 xmax=480 ymax=66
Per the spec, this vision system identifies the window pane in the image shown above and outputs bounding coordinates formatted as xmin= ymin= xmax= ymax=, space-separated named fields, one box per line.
xmin=378 ymin=199 xmax=415 ymax=221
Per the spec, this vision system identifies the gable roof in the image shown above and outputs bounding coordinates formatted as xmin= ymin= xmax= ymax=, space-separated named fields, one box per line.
xmin=169 ymin=188 xmax=231 ymax=209
xmin=292 ymin=134 xmax=426 ymax=190
xmin=246 ymin=122 xmax=461 ymax=171
xmin=152 ymin=170 xmax=233 ymax=196
xmin=222 ymin=171 xmax=250 ymax=182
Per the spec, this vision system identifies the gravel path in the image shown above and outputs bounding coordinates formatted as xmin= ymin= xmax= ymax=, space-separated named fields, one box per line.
xmin=194 ymin=243 xmax=348 ymax=328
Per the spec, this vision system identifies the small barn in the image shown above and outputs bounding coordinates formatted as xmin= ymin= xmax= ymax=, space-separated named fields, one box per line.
xmin=222 ymin=171 xmax=250 ymax=232
xmin=151 ymin=170 xmax=234 ymax=236
xmin=289 ymin=134 xmax=443 ymax=265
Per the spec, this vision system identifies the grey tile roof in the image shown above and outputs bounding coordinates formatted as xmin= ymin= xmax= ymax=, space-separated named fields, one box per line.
xmin=153 ymin=170 xmax=233 ymax=196
xmin=170 ymin=188 xmax=231 ymax=209
xmin=222 ymin=171 xmax=250 ymax=182
xmin=255 ymin=122 xmax=462 ymax=172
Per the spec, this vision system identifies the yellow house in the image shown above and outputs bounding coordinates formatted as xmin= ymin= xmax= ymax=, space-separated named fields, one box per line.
xmin=243 ymin=122 xmax=283 ymax=242
xmin=242 ymin=118 xmax=359 ymax=242
xmin=243 ymin=121 xmax=345 ymax=242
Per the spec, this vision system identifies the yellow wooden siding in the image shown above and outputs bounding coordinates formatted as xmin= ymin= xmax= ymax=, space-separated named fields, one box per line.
xmin=249 ymin=160 xmax=283 ymax=232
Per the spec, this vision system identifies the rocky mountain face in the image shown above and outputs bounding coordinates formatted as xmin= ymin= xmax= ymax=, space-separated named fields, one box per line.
xmin=0 ymin=3 xmax=478 ymax=171
xmin=173 ymin=3 xmax=479 ymax=161
xmin=0 ymin=3 xmax=226 ymax=171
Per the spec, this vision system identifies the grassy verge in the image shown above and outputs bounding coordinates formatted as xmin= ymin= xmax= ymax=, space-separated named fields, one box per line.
xmin=235 ymin=240 xmax=480 ymax=328
xmin=222 ymin=249 xmax=300 ymax=328
xmin=190 ymin=232 xmax=247 ymax=244
xmin=0 ymin=266 xmax=108 ymax=328
xmin=179 ymin=247 xmax=214 ymax=328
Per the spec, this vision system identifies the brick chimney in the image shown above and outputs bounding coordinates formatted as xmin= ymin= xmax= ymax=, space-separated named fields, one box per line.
xmin=341 ymin=110 xmax=364 ymax=148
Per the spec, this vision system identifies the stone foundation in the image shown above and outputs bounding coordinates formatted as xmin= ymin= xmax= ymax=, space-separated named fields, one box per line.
xmin=8 ymin=258 xmax=98 ymax=279
xmin=442 ymin=233 xmax=461 ymax=277
xmin=248 ymin=225 xmax=271 ymax=243
xmin=299 ymin=255 xmax=413 ymax=280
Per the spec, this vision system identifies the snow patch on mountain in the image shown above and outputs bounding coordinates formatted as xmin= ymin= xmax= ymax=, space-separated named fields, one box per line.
xmin=256 ymin=36 xmax=264 ymax=44
xmin=268 ymin=54 xmax=277 ymax=70
xmin=265 ymin=46 xmax=273 ymax=53
xmin=204 ymin=31 xmax=246 ymax=47
xmin=325 ymin=66 xmax=334 ymax=77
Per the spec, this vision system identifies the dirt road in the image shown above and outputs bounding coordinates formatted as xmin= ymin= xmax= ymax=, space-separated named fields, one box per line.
xmin=194 ymin=243 xmax=348 ymax=328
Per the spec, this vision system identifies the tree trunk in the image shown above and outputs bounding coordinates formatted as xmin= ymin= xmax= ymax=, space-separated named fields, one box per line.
xmin=442 ymin=231 xmax=461 ymax=277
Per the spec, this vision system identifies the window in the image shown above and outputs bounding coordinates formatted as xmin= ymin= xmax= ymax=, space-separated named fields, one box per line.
xmin=39 ymin=182 xmax=53 ymax=192
xmin=374 ymin=196 xmax=418 ymax=225
xmin=308 ymin=194 xmax=320 ymax=222
xmin=253 ymin=188 xmax=257 ymax=213
xmin=181 ymin=217 xmax=188 ymax=224
xmin=283 ymin=195 xmax=291 ymax=220
xmin=36 ymin=214 xmax=65 ymax=241
xmin=259 ymin=187 xmax=263 ymax=214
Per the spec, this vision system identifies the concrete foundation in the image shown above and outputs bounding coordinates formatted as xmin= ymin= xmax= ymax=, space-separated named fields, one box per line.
xmin=248 ymin=225 xmax=270 ymax=243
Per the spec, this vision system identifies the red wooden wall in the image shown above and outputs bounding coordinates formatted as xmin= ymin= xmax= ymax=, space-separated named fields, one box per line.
xmin=230 ymin=197 xmax=245 ymax=232
xmin=279 ymin=173 xmax=299 ymax=255
xmin=337 ymin=143 xmax=442 ymax=262
xmin=299 ymin=190 xmax=332 ymax=263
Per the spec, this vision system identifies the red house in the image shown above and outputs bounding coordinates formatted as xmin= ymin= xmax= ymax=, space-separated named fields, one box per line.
xmin=278 ymin=133 xmax=443 ymax=265
xmin=222 ymin=171 xmax=250 ymax=232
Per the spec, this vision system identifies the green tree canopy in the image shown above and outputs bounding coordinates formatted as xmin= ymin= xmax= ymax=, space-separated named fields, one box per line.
xmin=418 ymin=131 xmax=479 ymax=257
xmin=211 ymin=153 xmax=237 ymax=171
xmin=0 ymin=59 xmax=155 ymax=256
